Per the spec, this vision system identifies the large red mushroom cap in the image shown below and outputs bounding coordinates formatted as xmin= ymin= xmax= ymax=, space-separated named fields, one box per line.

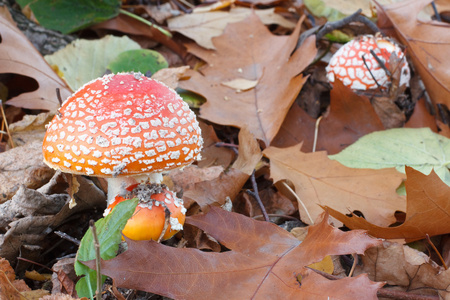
xmin=326 ymin=35 xmax=410 ymax=90
xmin=42 ymin=73 xmax=203 ymax=177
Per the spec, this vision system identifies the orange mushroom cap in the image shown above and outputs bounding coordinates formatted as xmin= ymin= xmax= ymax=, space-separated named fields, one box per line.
xmin=42 ymin=73 xmax=203 ymax=177
xmin=326 ymin=35 xmax=410 ymax=90
xmin=106 ymin=185 xmax=186 ymax=241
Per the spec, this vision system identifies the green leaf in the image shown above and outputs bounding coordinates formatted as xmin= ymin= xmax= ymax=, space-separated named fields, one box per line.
xmin=107 ymin=49 xmax=168 ymax=75
xmin=304 ymin=0 xmax=347 ymax=22
xmin=176 ymin=88 xmax=206 ymax=109
xmin=75 ymin=198 xmax=138 ymax=299
xmin=45 ymin=35 xmax=141 ymax=91
xmin=18 ymin=0 xmax=121 ymax=34
xmin=329 ymin=128 xmax=450 ymax=186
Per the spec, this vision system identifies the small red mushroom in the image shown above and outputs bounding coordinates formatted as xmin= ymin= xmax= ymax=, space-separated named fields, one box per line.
xmin=105 ymin=184 xmax=185 ymax=241
xmin=326 ymin=34 xmax=410 ymax=90
xmin=42 ymin=72 xmax=203 ymax=203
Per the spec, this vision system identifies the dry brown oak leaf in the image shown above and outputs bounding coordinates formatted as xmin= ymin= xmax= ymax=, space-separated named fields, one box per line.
xmin=179 ymin=13 xmax=317 ymax=146
xmin=83 ymin=207 xmax=382 ymax=299
xmin=325 ymin=167 xmax=450 ymax=242
xmin=376 ymin=0 xmax=450 ymax=107
xmin=354 ymin=241 xmax=450 ymax=299
xmin=0 ymin=7 xmax=71 ymax=111
xmin=263 ymin=145 xmax=405 ymax=226
xmin=272 ymin=79 xmax=385 ymax=154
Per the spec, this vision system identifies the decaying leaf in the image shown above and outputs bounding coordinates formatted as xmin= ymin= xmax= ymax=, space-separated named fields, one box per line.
xmin=272 ymin=80 xmax=385 ymax=154
xmin=355 ymin=240 xmax=450 ymax=298
xmin=263 ymin=145 xmax=405 ymax=226
xmin=325 ymin=167 xmax=450 ymax=241
xmin=168 ymin=7 xmax=295 ymax=49
xmin=0 ymin=6 xmax=71 ymax=111
xmin=83 ymin=207 xmax=382 ymax=299
xmin=0 ymin=140 xmax=55 ymax=203
xmin=183 ymin=127 xmax=261 ymax=209
xmin=377 ymin=0 xmax=450 ymax=107
xmin=180 ymin=14 xmax=317 ymax=146
xmin=0 ymin=257 xmax=33 ymax=299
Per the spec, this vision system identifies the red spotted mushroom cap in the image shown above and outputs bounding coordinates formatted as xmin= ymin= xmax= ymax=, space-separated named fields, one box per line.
xmin=326 ymin=35 xmax=410 ymax=90
xmin=42 ymin=73 xmax=203 ymax=177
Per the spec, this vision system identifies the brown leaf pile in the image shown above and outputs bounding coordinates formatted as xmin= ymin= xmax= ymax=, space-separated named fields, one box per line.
xmin=85 ymin=207 xmax=382 ymax=299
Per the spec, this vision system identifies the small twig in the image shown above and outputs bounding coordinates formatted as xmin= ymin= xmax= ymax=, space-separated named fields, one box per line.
xmin=426 ymin=234 xmax=448 ymax=270
xmin=315 ymin=9 xmax=381 ymax=42
xmin=312 ymin=116 xmax=323 ymax=152
xmin=54 ymin=231 xmax=81 ymax=246
xmin=89 ymin=219 xmax=102 ymax=300
xmin=119 ymin=8 xmax=172 ymax=37
xmin=215 ymin=142 xmax=239 ymax=155
xmin=362 ymin=54 xmax=382 ymax=89
xmin=17 ymin=257 xmax=54 ymax=272
xmin=170 ymin=0 xmax=193 ymax=13
xmin=247 ymin=170 xmax=269 ymax=222
xmin=279 ymin=181 xmax=314 ymax=224
xmin=56 ymin=88 xmax=63 ymax=106
xmin=0 ymin=100 xmax=15 ymax=148
xmin=348 ymin=253 xmax=358 ymax=277
xmin=252 ymin=214 xmax=300 ymax=222
xmin=431 ymin=1 xmax=442 ymax=22
xmin=370 ymin=49 xmax=391 ymax=77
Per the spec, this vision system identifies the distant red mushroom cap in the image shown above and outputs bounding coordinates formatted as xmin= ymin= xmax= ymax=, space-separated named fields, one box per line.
xmin=326 ymin=35 xmax=410 ymax=90
xmin=42 ymin=73 xmax=203 ymax=177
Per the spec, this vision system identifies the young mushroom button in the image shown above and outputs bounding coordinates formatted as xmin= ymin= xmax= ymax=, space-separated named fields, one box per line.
xmin=326 ymin=35 xmax=410 ymax=90
xmin=42 ymin=73 xmax=203 ymax=203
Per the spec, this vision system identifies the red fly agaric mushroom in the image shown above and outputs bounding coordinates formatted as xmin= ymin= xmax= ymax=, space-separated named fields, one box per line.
xmin=42 ymin=72 xmax=203 ymax=203
xmin=326 ymin=34 xmax=410 ymax=90
xmin=105 ymin=183 xmax=185 ymax=241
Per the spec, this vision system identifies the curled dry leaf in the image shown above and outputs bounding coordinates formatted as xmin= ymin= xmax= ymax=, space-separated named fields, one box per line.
xmin=325 ymin=167 xmax=450 ymax=241
xmin=0 ymin=173 xmax=105 ymax=264
xmin=151 ymin=66 xmax=190 ymax=90
xmin=183 ymin=126 xmax=261 ymax=210
xmin=0 ymin=7 xmax=71 ymax=111
xmin=354 ymin=240 xmax=450 ymax=299
xmin=0 ymin=140 xmax=55 ymax=203
xmin=83 ymin=207 xmax=382 ymax=299
xmin=376 ymin=0 xmax=450 ymax=107
xmin=180 ymin=14 xmax=317 ymax=146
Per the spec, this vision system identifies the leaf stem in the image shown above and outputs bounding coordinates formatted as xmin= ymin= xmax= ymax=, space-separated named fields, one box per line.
xmin=119 ymin=9 xmax=172 ymax=38
xmin=89 ymin=219 xmax=102 ymax=300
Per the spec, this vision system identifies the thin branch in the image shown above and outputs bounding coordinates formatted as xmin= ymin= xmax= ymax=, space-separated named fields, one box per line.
xmin=426 ymin=234 xmax=448 ymax=270
xmin=362 ymin=54 xmax=382 ymax=89
xmin=369 ymin=49 xmax=391 ymax=77
xmin=0 ymin=100 xmax=15 ymax=148
xmin=54 ymin=231 xmax=81 ymax=245
xmin=431 ymin=1 xmax=441 ymax=22
xmin=279 ymin=181 xmax=314 ymax=224
xmin=315 ymin=9 xmax=381 ymax=42
xmin=312 ymin=116 xmax=323 ymax=152
xmin=247 ymin=170 xmax=269 ymax=222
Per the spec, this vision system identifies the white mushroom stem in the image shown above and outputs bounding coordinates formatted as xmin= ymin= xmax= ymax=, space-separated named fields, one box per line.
xmin=106 ymin=172 xmax=164 ymax=204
